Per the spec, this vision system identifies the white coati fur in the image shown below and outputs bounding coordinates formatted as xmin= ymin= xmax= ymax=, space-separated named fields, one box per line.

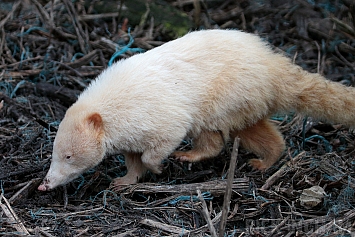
xmin=38 ymin=29 xmax=355 ymax=191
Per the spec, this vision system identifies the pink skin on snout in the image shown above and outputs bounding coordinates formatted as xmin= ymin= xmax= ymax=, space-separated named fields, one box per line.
xmin=38 ymin=183 xmax=48 ymax=191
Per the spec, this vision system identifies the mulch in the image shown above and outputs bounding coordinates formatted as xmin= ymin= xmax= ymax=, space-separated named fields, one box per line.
xmin=1 ymin=0 xmax=355 ymax=236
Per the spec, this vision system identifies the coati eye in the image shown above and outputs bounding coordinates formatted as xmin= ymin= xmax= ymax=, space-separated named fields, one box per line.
xmin=66 ymin=155 xmax=71 ymax=159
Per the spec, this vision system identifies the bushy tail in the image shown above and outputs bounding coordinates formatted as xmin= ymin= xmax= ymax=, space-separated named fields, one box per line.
xmin=291 ymin=71 xmax=355 ymax=127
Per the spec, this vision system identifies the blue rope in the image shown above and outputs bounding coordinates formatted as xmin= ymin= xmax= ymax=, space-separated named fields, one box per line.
xmin=108 ymin=29 xmax=145 ymax=66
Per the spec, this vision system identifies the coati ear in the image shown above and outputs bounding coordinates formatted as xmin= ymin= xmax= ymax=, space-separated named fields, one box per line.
xmin=86 ymin=113 xmax=103 ymax=133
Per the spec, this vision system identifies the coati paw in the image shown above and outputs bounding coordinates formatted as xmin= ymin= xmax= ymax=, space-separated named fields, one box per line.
xmin=171 ymin=151 xmax=194 ymax=162
xmin=155 ymin=164 xmax=164 ymax=174
xmin=109 ymin=183 xmax=127 ymax=192
xmin=249 ymin=159 xmax=268 ymax=171
xmin=109 ymin=177 xmax=135 ymax=192
xmin=143 ymin=163 xmax=163 ymax=174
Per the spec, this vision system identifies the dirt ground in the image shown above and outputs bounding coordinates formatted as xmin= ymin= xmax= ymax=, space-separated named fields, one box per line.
xmin=1 ymin=0 xmax=355 ymax=236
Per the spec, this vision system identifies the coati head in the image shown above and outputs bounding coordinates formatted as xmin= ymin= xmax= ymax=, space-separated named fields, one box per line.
xmin=38 ymin=110 xmax=105 ymax=191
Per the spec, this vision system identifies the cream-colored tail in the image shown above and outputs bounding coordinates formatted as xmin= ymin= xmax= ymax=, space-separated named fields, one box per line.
xmin=289 ymin=71 xmax=355 ymax=127
xmin=243 ymin=70 xmax=355 ymax=171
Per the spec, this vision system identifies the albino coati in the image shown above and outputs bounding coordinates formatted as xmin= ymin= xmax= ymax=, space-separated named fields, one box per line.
xmin=38 ymin=29 xmax=355 ymax=191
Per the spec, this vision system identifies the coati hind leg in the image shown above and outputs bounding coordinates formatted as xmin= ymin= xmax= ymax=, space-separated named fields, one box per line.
xmin=172 ymin=129 xmax=225 ymax=162
xmin=110 ymin=152 xmax=147 ymax=190
xmin=234 ymin=119 xmax=286 ymax=170
xmin=231 ymin=119 xmax=286 ymax=170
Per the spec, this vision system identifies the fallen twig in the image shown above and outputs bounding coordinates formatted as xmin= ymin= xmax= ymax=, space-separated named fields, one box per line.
xmin=0 ymin=193 xmax=30 ymax=235
xmin=219 ymin=137 xmax=240 ymax=236
xmin=119 ymin=177 xmax=250 ymax=196
xmin=197 ymin=189 xmax=217 ymax=237
xmin=140 ymin=218 xmax=190 ymax=235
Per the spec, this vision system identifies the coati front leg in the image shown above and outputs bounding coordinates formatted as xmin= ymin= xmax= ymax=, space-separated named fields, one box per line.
xmin=111 ymin=138 xmax=181 ymax=190
xmin=172 ymin=129 xmax=225 ymax=162
xmin=141 ymin=138 xmax=184 ymax=174
xmin=110 ymin=152 xmax=147 ymax=190
xmin=231 ymin=119 xmax=286 ymax=170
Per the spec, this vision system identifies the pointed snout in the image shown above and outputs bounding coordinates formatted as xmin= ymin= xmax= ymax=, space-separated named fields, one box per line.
xmin=37 ymin=171 xmax=64 ymax=191
xmin=37 ymin=162 xmax=80 ymax=191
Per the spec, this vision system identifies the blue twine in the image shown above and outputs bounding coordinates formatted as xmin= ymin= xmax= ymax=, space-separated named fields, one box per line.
xmin=286 ymin=45 xmax=297 ymax=56
xmin=11 ymin=44 xmax=19 ymax=57
xmin=221 ymin=171 xmax=228 ymax=180
xmin=226 ymin=227 xmax=237 ymax=237
xmin=18 ymin=26 xmax=48 ymax=36
xmin=108 ymin=28 xmax=145 ymax=66
xmin=0 ymin=81 xmax=14 ymax=96
xmin=319 ymin=3 xmax=337 ymax=13
xmin=38 ymin=72 xmax=48 ymax=82
xmin=68 ymin=39 xmax=78 ymax=46
xmin=10 ymin=80 xmax=26 ymax=98
xmin=292 ymin=149 xmax=300 ymax=157
xmin=29 ymin=208 xmax=56 ymax=220
xmin=178 ymin=222 xmax=187 ymax=236
xmin=304 ymin=135 xmax=332 ymax=153
xmin=49 ymin=120 xmax=61 ymax=127
xmin=105 ymin=26 xmax=112 ymax=37
xmin=115 ymin=154 xmax=126 ymax=164
xmin=255 ymin=195 xmax=268 ymax=202
xmin=20 ymin=48 xmax=27 ymax=66
xmin=323 ymin=174 xmax=338 ymax=181
xmin=329 ymin=39 xmax=345 ymax=53
xmin=165 ymin=179 xmax=177 ymax=185
xmin=327 ymin=176 xmax=355 ymax=216
xmin=306 ymin=0 xmax=337 ymax=12
xmin=90 ymin=190 xmax=122 ymax=217
xmin=271 ymin=112 xmax=295 ymax=122
xmin=71 ymin=53 xmax=85 ymax=62
xmin=68 ymin=175 xmax=86 ymax=196
xmin=166 ymin=191 xmax=213 ymax=206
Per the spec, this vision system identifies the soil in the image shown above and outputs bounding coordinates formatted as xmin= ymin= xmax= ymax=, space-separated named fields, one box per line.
xmin=1 ymin=0 xmax=355 ymax=236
